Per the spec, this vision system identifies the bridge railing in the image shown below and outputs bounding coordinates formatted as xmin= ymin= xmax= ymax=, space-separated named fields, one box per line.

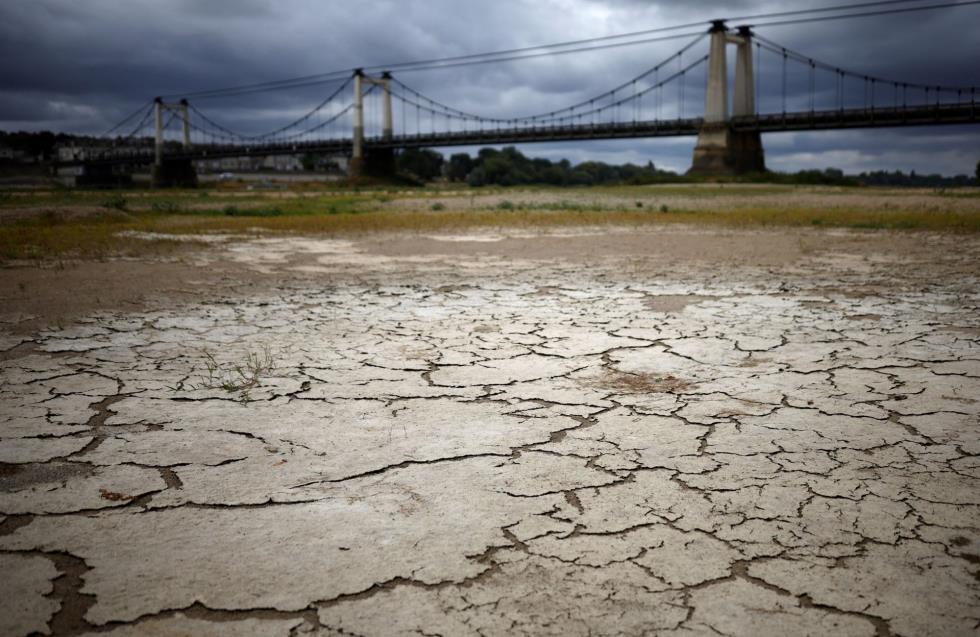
xmin=733 ymin=101 xmax=978 ymax=131
xmin=64 ymin=100 xmax=978 ymax=167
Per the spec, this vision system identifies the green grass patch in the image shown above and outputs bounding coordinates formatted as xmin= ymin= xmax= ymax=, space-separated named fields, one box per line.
xmin=222 ymin=205 xmax=283 ymax=217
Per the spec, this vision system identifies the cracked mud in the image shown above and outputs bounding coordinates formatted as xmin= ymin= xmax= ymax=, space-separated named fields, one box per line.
xmin=1 ymin=226 xmax=979 ymax=636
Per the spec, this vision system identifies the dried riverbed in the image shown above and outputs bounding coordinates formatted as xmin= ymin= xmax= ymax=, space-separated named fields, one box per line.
xmin=1 ymin=225 xmax=979 ymax=636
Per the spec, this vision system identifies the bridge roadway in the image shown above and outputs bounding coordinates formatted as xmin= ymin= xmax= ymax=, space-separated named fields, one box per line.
xmin=73 ymin=102 xmax=978 ymax=167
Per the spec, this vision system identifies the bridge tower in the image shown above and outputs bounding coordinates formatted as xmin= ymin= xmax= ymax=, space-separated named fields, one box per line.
xmin=689 ymin=22 xmax=765 ymax=175
xmin=150 ymin=97 xmax=197 ymax=187
xmin=350 ymin=70 xmax=394 ymax=177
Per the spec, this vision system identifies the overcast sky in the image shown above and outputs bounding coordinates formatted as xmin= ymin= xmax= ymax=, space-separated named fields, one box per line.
xmin=1 ymin=0 xmax=978 ymax=175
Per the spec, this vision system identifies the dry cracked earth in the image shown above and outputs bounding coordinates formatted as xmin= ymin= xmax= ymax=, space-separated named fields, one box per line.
xmin=1 ymin=227 xmax=979 ymax=636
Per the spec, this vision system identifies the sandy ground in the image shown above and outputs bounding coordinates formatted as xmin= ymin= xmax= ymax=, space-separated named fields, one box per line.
xmin=1 ymin=225 xmax=979 ymax=636
xmin=379 ymin=185 xmax=980 ymax=213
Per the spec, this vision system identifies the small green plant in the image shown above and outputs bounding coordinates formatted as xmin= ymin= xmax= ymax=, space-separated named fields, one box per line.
xmin=660 ymin=204 xmax=669 ymax=213
xmin=496 ymin=200 xmax=515 ymax=210
xmin=184 ymin=346 xmax=278 ymax=402
xmin=101 ymin=194 xmax=127 ymax=211
xmin=223 ymin=205 xmax=282 ymax=217
xmin=635 ymin=201 xmax=643 ymax=208
xmin=150 ymin=201 xmax=180 ymax=213
xmin=431 ymin=202 xmax=446 ymax=211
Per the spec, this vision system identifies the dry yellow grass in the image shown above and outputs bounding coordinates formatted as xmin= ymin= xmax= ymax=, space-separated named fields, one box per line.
xmin=156 ymin=206 xmax=980 ymax=233
xmin=3 ymin=186 xmax=980 ymax=262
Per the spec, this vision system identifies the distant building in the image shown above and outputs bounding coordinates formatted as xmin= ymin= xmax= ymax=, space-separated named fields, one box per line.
xmin=261 ymin=154 xmax=303 ymax=172
xmin=195 ymin=156 xmax=263 ymax=172
xmin=195 ymin=152 xmax=345 ymax=173
xmin=0 ymin=145 xmax=35 ymax=163
xmin=55 ymin=144 xmax=106 ymax=162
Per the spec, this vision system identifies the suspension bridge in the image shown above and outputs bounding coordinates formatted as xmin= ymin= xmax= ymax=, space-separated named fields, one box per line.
xmin=64 ymin=12 xmax=979 ymax=185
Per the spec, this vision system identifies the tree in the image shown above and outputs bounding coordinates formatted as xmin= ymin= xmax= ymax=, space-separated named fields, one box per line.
xmin=448 ymin=145 xmax=683 ymax=187
xmin=482 ymin=155 xmax=518 ymax=185
xmin=975 ymin=160 xmax=979 ymax=183
xmin=446 ymin=153 xmax=474 ymax=182
xmin=466 ymin=166 xmax=487 ymax=187
xmin=396 ymin=148 xmax=444 ymax=181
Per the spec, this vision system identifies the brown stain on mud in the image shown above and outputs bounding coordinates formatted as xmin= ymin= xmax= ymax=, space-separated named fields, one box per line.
xmin=593 ymin=370 xmax=696 ymax=394
xmin=642 ymin=294 xmax=722 ymax=313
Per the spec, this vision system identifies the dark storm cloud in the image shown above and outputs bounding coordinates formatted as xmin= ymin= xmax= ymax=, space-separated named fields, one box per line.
xmin=1 ymin=0 xmax=977 ymax=174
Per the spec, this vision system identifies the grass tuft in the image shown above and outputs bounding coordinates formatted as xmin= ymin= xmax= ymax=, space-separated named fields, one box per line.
xmin=101 ymin=194 xmax=127 ymax=211
xmin=182 ymin=346 xmax=278 ymax=403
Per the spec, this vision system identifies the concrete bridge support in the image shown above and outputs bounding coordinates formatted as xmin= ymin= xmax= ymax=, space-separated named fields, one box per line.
xmin=350 ymin=70 xmax=395 ymax=179
xmin=689 ymin=23 xmax=765 ymax=175
xmin=154 ymin=98 xmax=164 ymax=169
xmin=351 ymin=71 xmax=365 ymax=176
xmin=151 ymin=97 xmax=198 ymax=187
xmin=381 ymin=72 xmax=393 ymax=141
xmin=179 ymin=99 xmax=191 ymax=148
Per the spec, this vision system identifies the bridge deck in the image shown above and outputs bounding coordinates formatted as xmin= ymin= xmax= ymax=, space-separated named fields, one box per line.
xmin=70 ymin=102 xmax=977 ymax=167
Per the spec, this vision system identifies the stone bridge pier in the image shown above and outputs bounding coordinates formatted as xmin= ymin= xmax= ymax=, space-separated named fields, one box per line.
xmin=151 ymin=98 xmax=198 ymax=188
xmin=350 ymin=70 xmax=396 ymax=178
xmin=689 ymin=22 xmax=766 ymax=175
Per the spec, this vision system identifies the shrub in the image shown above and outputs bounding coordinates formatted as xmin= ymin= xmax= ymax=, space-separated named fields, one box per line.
xmin=223 ymin=205 xmax=282 ymax=217
xmin=150 ymin=201 xmax=179 ymax=213
xmin=101 ymin=194 xmax=127 ymax=211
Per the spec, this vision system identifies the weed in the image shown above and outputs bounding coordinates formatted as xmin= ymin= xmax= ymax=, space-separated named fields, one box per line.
xmin=431 ymin=202 xmax=446 ymax=211
xmin=660 ymin=204 xmax=669 ymax=213
xmin=497 ymin=200 xmax=515 ymax=210
xmin=150 ymin=201 xmax=180 ymax=213
xmin=185 ymin=346 xmax=279 ymax=403
xmin=223 ymin=205 xmax=282 ymax=217
xmin=101 ymin=194 xmax=127 ymax=211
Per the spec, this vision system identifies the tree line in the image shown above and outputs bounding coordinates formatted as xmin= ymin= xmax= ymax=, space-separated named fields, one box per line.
xmin=397 ymin=147 xmax=676 ymax=186
xmin=3 ymin=130 xmax=979 ymax=186
xmin=396 ymin=146 xmax=980 ymax=188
